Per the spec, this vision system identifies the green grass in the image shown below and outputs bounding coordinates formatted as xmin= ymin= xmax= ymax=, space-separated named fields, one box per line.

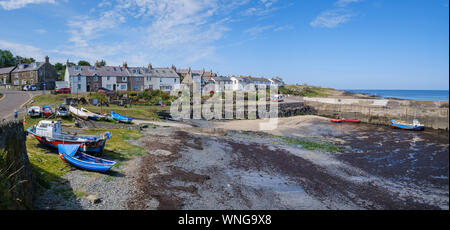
xmin=281 ymin=85 xmax=331 ymax=97
xmin=0 ymin=150 xmax=16 ymax=209
xmin=280 ymin=136 xmax=341 ymax=152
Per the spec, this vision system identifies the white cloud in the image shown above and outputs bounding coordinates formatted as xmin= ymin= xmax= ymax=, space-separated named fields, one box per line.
xmin=310 ymin=9 xmax=355 ymax=28
xmin=335 ymin=0 xmax=362 ymax=7
xmin=0 ymin=0 xmax=55 ymax=10
xmin=245 ymin=25 xmax=274 ymax=36
xmin=34 ymin=29 xmax=47 ymax=34
xmin=311 ymin=0 xmax=362 ymax=28
xmin=243 ymin=0 xmax=279 ymax=16
xmin=0 ymin=40 xmax=45 ymax=60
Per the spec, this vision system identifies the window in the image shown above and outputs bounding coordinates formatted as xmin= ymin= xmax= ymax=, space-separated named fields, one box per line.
xmin=160 ymin=79 xmax=162 ymax=83
xmin=174 ymin=78 xmax=177 ymax=83
xmin=22 ymin=80 xmax=27 ymax=85
xmin=107 ymin=76 xmax=110 ymax=81
xmin=122 ymin=77 xmax=127 ymax=81
xmin=113 ymin=67 xmax=116 ymax=71
xmin=148 ymin=85 xmax=153 ymax=90
xmin=77 ymin=84 xmax=81 ymax=90
xmin=14 ymin=73 xmax=18 ymax=79
xmin=146 ymin=77 xmax=151 ymax=81
xmin=94 ymin=75 xmax=98 ymax=81
xmin=134 ymin=85 xmax=138 ymax=90
xmin=106 ymin=84 xmax=112 ymax=90
xmin=78 ymin=76 xmax=81 ymax=81
xmin=14 ymin=80 xmax=19 ymax=85
xmin=120 ymin=84 xmax=126 ymax=90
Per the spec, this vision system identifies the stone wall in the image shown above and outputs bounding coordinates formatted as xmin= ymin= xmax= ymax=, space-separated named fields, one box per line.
xmin=0 ymin=121 xmax=34 ymax=209
xmin=304 ymin=98 xmax=449 ymax=130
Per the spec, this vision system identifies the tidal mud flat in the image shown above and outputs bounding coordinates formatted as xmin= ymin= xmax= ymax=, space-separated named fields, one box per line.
xmin=35 ymin=116 xmax=449 ymax=210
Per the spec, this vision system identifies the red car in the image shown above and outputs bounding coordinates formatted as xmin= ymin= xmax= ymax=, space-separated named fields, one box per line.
xmin=56 ymin=88 xmax=71 ymax=94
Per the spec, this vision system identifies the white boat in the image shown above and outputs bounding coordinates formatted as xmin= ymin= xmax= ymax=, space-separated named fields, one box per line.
xmin=69 ymin=106 xmax=90 ymax=120
xmin=80 ymin=108 xmax=106 ymax=120
xmin=27 ymin=106 xmax=41 ymax=117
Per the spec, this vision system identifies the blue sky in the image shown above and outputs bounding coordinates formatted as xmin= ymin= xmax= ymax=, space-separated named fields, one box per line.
xmin=0 ymin=0 xmax=448 ymax=90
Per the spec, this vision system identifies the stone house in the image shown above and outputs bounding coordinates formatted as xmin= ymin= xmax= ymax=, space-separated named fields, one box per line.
xmin=10 ymin=56 xmax=57 ymax=90
xmin=0 ymin=66 xmax=16 ymax=86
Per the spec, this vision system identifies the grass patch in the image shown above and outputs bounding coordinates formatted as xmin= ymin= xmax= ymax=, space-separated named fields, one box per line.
xmin=83 ymin=128 xmax=146 ymax=167
xmin=281 ymin=136 xmax=341 ymax=152
xmin=281 ymin=85 xmax=331 ymax=97
xmin=26 ymin=137 xmax=71 ymax=189
xmin=74 ymin=190 xmax=88 ymax=198
xmin=0 ymin=150 xmax=16 ymax=209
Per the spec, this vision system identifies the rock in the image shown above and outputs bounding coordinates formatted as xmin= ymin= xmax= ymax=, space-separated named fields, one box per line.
xmin=87 ymin=194 xmax=102 ymax=204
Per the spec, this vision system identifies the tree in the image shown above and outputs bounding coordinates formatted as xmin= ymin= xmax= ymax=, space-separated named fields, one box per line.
xmin=15 ymin=56 xmax=35 ymax=64
xmin=54 ymin=63 xmax=65 ymax=71
xmin=0 ymin=49 xmax=16 ymax=68
xmin=99 ymin=60 xmax=106 ymax=67
xmin=78 ymin=60 xmax=91 ymax=66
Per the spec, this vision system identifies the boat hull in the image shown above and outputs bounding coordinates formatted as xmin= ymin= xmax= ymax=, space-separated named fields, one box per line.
xmin=28 ymin=131 xmax=106 ymax=153
xmin=390 ymin=120 xmax=425 ymax=131
xmin=111 ymin=111 xmax=133 ymax=123
xmin=60 ymin=153 xmax=115 ymax=172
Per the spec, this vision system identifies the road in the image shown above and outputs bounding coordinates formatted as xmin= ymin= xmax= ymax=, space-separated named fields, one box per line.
xmin=0 ymin=90 xmax=39 ymax=121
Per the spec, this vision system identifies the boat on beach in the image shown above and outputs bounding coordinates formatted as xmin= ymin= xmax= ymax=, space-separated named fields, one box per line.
xmin=80 ymin=107 xmax=107 ymax=120
xmin=330 ymin=118 xmax=361 ymax=124
xmin=26 ymin=120 xmax=112 ymax=153
xmin=69 ymin=106 xmax=90 ymax=120
xmin=56 ymin=104 xmax=69 ymax=117
xmin=390 ymin=119 xmax=425 ymax=131
xmin=58 ymin=144 xmax=116 ymax=172
xmin=111 ymin=111 xmax=133 ymax=123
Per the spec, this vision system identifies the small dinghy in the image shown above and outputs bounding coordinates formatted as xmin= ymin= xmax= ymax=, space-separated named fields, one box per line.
xmin=80 ymin=107 xmax=107 ymax=120
xmin=391 ymin=119 xmax=424 ymax=131
xmin=58 ymin=144 xmax=116 ymax=173
xmin=111 ymin=111 xmax=133 ymax=123
xmin=56 ymin=104 xmax=69 ymax=117
xmin=330 ymin=118 xmax=361 ymax=124
xmin=69 ymin=106 xmax=90 ymax=120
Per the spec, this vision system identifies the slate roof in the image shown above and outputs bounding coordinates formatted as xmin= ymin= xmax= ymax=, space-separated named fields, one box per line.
xmin=0 ymin=66 xmax=15 ymax=75
xmin=68 ymin=65 xmax=179 ymax=78
xmin=12 ymin=62 xmax=45 ymax=73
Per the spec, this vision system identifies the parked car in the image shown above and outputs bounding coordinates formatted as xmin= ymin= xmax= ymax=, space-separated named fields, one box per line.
xmin=42 ymin=106 xmax=53 ymax=117
xmin=27 ymin=106 xmax=41 ymax=117
xmin=56 ymin=88 xmax=71 ymax=94
xmin=271 ymin=94 xmax=285 ymax=102
xmin=23 ymin=85 xmax=37 ymax=91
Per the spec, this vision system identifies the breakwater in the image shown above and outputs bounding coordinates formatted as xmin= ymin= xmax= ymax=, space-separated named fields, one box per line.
xmin=303 ymin=98 xmax=449 ymax=131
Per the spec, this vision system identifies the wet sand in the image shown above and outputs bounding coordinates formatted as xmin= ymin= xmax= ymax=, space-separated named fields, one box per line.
xmin=127 ymin=116 xmax=448 ymax=210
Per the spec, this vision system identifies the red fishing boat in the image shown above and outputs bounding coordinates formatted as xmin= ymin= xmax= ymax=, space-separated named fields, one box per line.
xmin=26 ymin=120 xmax=111 ymax=153
xmin=330 ymin=118 xmax=361 ymax=124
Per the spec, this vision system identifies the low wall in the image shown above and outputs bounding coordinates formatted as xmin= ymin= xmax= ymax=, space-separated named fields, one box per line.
xmin=304 ymin=98 xmax=449 ymax=130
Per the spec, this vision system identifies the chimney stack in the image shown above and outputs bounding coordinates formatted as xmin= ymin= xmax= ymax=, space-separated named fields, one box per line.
xmin=123 ymin=62 xmax=128 ymax=68
xmin=148 ymin=63 xmax=153 ymax=70
xmin=95 ymin=60 xmax=100 ymax=68
xmin=171 ymin=65 xmax=176 ymax=71
xmin=45 ymin=56 xmax=49 ymax=63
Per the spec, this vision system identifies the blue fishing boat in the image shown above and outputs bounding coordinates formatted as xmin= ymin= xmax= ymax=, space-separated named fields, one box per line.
xmin=390 ymin=119 xmax=425 ymax=131
xmin=111 ymin=111 xmax=133 ymax=123
xmin=58 ymin=144 xmax=116 ymax=173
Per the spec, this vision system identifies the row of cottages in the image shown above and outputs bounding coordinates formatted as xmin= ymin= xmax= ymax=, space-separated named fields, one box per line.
xmin=0 ymin=56 xmax=57 ymax=90
xmin=65 ymin=62 xmax=180 ymax=93
xmin=175 ymin=66 xmax=285 ymax=92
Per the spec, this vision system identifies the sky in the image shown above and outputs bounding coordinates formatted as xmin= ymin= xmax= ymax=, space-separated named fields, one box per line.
xmin=0 ymin=0 xmax=448 ymax=90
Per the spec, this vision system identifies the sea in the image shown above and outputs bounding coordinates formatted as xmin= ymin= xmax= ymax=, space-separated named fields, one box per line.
xmin=345 ymin=90 xmax=449 ymax=101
